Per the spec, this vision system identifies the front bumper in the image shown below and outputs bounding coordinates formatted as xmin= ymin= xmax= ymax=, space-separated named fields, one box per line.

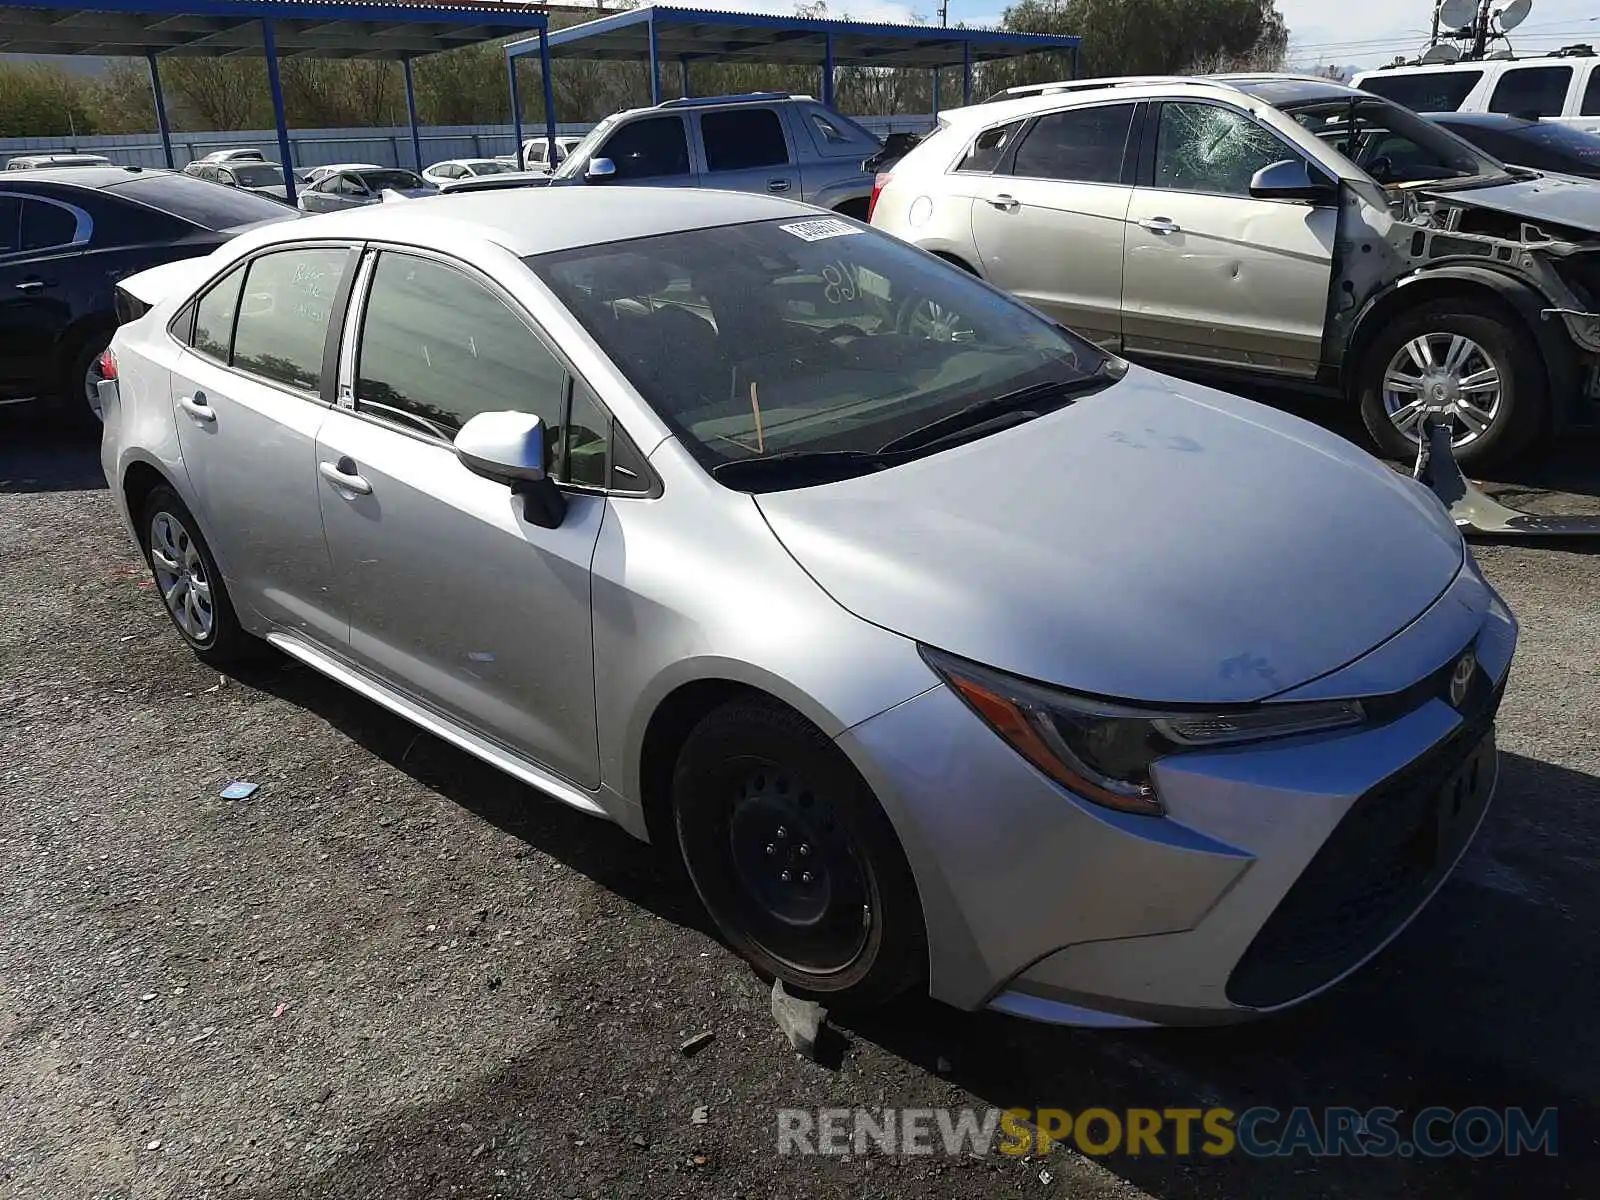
xmin=838 ymin=562 xmax=1516 ymax=1025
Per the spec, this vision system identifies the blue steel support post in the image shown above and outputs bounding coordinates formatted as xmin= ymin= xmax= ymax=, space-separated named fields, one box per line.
xmin=822 ymin=33 xmax=835 ymax=108
xmin=962 ymin=40 xmax=972 ymax=105
xmin=648 ymin=14 xmax=661 ymax=105
xmin=540 ymin=29 xmax=557 ymax=165
xmin=507 ymin=52 xmax=525 ymax=169
xmin=261 ymin=22 xmax=295 ymax=206
xmin=931 ymin=65 xmax=940 ymax=117
xmin=679 ymin=57 xmax=689 ymax=98
xmin=146 ymin=52 xmax=174 ymax=170
xmin=403 ymin=57 xmax=422 ymax=173
xmin=1071 ymin=43 xmax=1080 ymax=79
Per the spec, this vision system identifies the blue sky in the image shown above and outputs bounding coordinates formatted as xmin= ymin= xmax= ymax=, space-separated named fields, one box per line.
xmin=647 ymin=0 xmax=1600 ymax=70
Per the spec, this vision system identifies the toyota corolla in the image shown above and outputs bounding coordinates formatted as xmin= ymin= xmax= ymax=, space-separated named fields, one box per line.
xmin=99 ymin=188 xmax=1515 ymax=1026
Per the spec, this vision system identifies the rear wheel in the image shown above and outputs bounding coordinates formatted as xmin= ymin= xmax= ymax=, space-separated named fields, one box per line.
xmin=139 ymin=485 xmax=260 ymax=667
xmin=672 ymin=698 xmax=925 ymax=1007
xmin=1356 ymin=297 xmax=1546 ymax=466
xmin=56 ymin=327 xmax=114 ymax=432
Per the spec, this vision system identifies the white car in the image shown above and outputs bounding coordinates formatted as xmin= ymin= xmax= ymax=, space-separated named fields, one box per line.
xmin=511 ymin=135 xmax=584 ymax=173
xmin=421 ymin=158 xmax=520 ymax=186
xmin=6 ymin=152 xmax=112 ymax=170
xmin=198 ymin=148 xmax=268 ymax=165
xmin=302 ymin=162 xmax=383 ymax=185
xmin=1354 ymin=48 xmax=1600 ymax=135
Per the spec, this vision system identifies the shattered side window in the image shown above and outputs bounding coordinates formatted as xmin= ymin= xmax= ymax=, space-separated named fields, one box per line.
xmin=1152 ymin=103 xmax=1291 ymax=197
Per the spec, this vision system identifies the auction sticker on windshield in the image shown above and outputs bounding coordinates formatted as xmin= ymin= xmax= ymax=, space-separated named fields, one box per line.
xmin=779 ymin=218 xmax=862 ymax=242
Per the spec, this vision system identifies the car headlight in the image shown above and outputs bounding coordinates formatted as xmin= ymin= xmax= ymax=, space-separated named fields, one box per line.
xmin=920 ymin=647 xmax=1366 ymax=816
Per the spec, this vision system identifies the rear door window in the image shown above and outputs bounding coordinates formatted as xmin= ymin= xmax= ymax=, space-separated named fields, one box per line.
xmin=598 ymin=115 xmax=690 ymax=180
xmin=1489 ymin=66 xmax=1574 ymax=118
xmin=957 ymin=121 xmax=1024 ymax=173
xmin=700 ymin=108 xmax=790 ymax=171
xmin=1012 ymin=104 xmax=1136 ymax=184
xmin=1582 ymin=67 xmax=1600 ymax=117
xmin=19 ymin=198 xmax=82 ymax=251
xmin=1358 ymin=70 xmax=1484 ymax=112
xmin=231 ymin=246 xmax=350 ymax=393
xmin=0 ymin=196 xmax=20 ymax=253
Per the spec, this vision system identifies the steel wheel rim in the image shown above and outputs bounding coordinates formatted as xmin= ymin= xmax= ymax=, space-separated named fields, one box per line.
xmin=83 ymin=354 xmax=108 ymax=422
xmin=721 ymin=763 xmax=871 ymax=975
xmin=1381 ymin=332 xmax=1503 ymax=449
xmin=149 ymin=511 xmax=215 ymax=642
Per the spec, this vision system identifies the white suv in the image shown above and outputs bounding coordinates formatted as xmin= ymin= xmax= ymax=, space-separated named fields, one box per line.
xmin=1354 ymin=47 xmax=1600 ymax=135
xmin=870 ymin=73 xmax=1600 ymax=463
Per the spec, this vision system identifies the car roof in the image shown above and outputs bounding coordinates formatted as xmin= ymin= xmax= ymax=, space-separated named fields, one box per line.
xmin=265 ymin=186 xmax=818 ymax=257
xmin=1424 ymin=110 xmax=1542 ymax=129
xmin=939 ymin=73 xmax=1363 ymax=127
xmin=0 ymin=165 xmax=162 ymax=188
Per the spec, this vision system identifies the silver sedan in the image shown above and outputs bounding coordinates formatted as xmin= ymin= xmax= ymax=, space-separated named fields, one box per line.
xmin=99 ymin=188 xmax=1514 ymax=1026
xmin=298 ymin=166 xmax=436 ymax=212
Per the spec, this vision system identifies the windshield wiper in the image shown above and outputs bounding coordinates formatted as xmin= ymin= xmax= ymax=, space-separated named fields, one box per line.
xmin=710 ymin=448 xmax=909 ymax=490
xmin=876 ymin=369 xmax=1115 ymax=456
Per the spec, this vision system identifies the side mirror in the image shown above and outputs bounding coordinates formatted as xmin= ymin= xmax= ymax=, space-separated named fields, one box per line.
xmin=586 ymin=157 xmax=617 ymax=182
xmin=1249 ymin=158 xmax=1338 ymax=203
xmin=455 ymin=411 xmax=567 ymax=529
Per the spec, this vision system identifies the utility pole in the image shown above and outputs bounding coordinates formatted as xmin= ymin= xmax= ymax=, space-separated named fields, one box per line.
xmin=940 ymin=0 xmax=949 ymax=26
xmin=1471 ymin=0 xmax=1492 ymax=57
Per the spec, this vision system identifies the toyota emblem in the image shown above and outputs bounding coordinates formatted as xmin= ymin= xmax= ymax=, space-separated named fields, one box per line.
xmin=1449 ymin=648 xmax=1476 ymax=709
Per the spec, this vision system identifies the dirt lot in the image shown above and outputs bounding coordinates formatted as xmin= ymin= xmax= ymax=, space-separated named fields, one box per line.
xmin=2 ymin=411 xmax=1596 ymax=1199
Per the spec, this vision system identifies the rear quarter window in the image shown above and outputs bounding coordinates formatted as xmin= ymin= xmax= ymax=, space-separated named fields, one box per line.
xmin=105 ymin=172 xmax=294 ymax=232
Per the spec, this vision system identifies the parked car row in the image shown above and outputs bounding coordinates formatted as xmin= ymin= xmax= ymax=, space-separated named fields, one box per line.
xmin=870 ymin=72 xmax=1600 ymax=464
xmin=99 ymin=183 xmax=1517 ymax=1029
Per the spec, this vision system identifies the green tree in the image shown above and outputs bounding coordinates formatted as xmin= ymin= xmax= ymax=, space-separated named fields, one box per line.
xmin=0 ymin=63 xmax=95 ymax=139
xmin=86 ymin=60 xmax=156 ymax=134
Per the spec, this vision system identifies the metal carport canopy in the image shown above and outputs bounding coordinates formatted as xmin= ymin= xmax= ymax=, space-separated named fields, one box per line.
xmin=0 ymin=0 xmax=552 ymax=200
xmin=505 ymin=4 xmax=1080 ymax=110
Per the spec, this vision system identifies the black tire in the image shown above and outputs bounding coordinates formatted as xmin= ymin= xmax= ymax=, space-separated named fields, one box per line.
xmin=672 ymin=698 xmax=926 ymax=1007
xmin=1356 ymin=296 xmax=1547 ymax=466
xmin=833 ymin=197 xmax=871 ymax=222
xmin=56 ymin=326 xmax=114 ymax=434
xmin=139 ymin=485 xmax=259 ymax=667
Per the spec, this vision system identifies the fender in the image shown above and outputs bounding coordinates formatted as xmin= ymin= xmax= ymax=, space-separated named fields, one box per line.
xmin=1347 ymin=263 xmax=1582 ymax=428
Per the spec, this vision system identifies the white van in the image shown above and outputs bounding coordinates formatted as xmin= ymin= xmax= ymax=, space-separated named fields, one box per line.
xmin=1353 ymin=46 xmax=1600 ymax=133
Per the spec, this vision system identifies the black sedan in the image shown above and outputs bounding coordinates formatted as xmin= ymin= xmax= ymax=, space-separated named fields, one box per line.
xmin=1426 ymin=111 xmax=1600 ymax=179
xmin=0 ymin=166 xmax=296 ymax=428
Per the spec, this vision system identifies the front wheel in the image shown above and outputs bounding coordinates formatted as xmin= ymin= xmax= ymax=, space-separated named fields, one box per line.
xmin=672 ymin=698 xmax=926 ymax=1008
xmin=1356 ymin=297 xmax=1547 ymax=466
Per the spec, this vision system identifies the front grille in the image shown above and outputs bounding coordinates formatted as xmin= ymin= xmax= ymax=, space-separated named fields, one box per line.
xmin=1226 ymin=678 xmax=1504 ymax=1009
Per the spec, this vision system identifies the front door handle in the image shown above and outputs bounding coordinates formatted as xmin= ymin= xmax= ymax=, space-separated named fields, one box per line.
xmin=13 ymin=278 xmax=45 ymax=292
xmin=177 ymin=392 xmax=215 ymax=423
xmin=987 ymin=193 xmax=1021 ymax=212
xmin=319 ymin=457 xmax=372 ymax=495
xmin=1138 ymin=216 xmax=1182 ymax=235
xmin=767 ymin=178 xmax=791 ymax=192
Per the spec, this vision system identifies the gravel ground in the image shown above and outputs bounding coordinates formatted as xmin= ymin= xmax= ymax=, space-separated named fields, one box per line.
xmin=1 ymin=410 xmax=1596 ymax=1199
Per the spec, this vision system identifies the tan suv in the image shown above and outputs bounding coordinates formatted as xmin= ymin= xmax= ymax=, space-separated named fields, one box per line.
xmin=871 ymin=73 xmax=1600 ymax=463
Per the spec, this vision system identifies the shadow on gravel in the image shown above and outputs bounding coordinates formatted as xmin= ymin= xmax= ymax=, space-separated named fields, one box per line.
xmin=0 ymin=412 xmax=104 ymax=493
xmin=236 ymin=657 xmax=1598 ymax=1200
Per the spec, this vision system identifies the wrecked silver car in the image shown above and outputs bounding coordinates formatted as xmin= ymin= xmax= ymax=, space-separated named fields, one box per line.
xmin=870 ymin=74 xmax=1600 ymax=463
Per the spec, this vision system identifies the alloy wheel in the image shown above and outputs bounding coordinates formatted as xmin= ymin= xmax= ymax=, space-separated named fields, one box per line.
xmin=1381 ymin=332 xmax=1504 ymax=449
xmin=83 ymin=353 xmax=109 ymax=422
xmin=148 ymin=510 xmax=215 ymax=642
xmin=902 ymin=297 xmax=975 ymax=343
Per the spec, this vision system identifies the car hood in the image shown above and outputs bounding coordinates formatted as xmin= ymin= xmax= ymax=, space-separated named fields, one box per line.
xmin=1423 ymin=172 xmax=1600 ymax=234
xmin=754 ymin=368 xmax=1464 ymax=704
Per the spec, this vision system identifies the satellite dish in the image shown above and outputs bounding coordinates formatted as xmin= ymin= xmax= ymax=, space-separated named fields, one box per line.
xmin=1439 ymin=0 xmax=1477 ymax=30
xmin=1499 ymin=0 xmax=1532 ymax=31
xmin=1421 ymin=41 xmax=1464 ymax=63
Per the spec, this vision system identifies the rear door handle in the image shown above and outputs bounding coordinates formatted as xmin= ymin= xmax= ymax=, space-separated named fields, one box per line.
xmin=319 ymin=457 xmax=372 ymax=495
xmin=767 ymin=178 xmax=791 ymax=192
xmin=13 ymin=278 xmax=45 ymax=292
xmin=177 ymin=392 xmax=215 ymax=423
xmin=987 ymin=193 xmax=1020 ymax=212
xmin=1138 ymin=216 xmax=1181 ymax=235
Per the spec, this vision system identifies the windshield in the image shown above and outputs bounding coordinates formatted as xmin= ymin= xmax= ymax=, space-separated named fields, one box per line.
xmin=529 ymin=217 xmax=1106 ymax=480
xmin=229 ymin=164 xmax=284 ymax=188
xmin=468 ymin=160 xmax=516 ymax=175
xmin=356 ymin=169 xmax=426 ymax=191
xmin=105 ymin=172 xmax=294 ymax=230
xmin=1279 ymin=96 xmax=1508 ymax=189
xmin=551 ymin=116 xmax=620 ymax=179
xmin=1449 ymin=119 xmax=1600 ymax=174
